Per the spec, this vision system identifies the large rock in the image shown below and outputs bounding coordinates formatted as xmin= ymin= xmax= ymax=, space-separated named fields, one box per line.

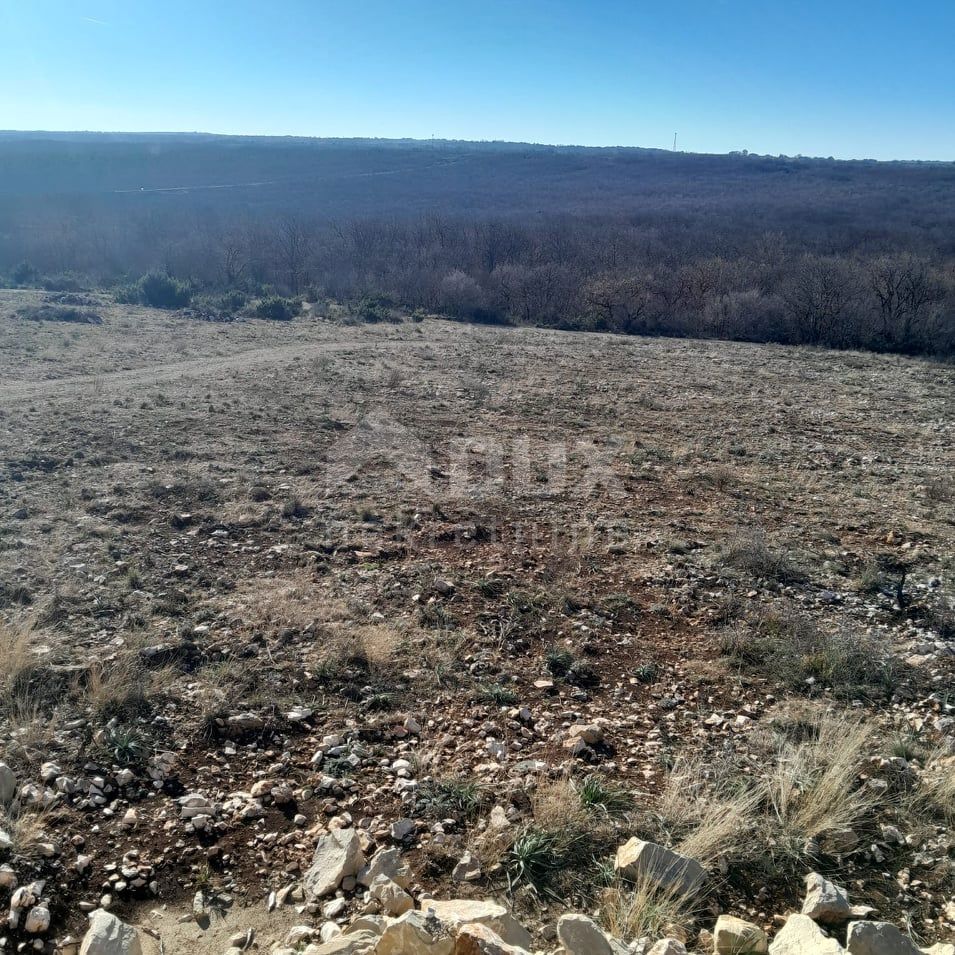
xmin=304 ymin=829 xmax=365 ymax=899
xmin=846 ymin=922 xmax=921 ymax=955
xmin=614 ymin=838 xmax=706 ymax=897
xmin=419 ymin=899 xmax=533 ymax=951
xmin=358 ymin=847 xmax=411 ymax=888
xmin=557 ymin=914 xmax=621 ymax=955
xmin=369 ymin=874 xmax=414 ymax=916
xmin=714 ymin=915 xmax=769 ymax=955
xmin=301 ymin=930 xmax=379 ymax=955
xmin=375 ymin=910 xmax=455 ymax=955
xmin=769 ymin=915 xmax=843 ymax=955
xmin=0 ymin=762 xmax=15 ymax=806
xmin=802 ymin=873 xmax=853 ymax=925
xmin=454 ymin=923 xmax=531 ymax=955
xmin=79 ymin=910 xmax=143 ymax=955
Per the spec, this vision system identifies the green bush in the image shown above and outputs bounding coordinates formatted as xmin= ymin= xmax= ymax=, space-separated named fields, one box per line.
xmin=137 ymin=271 xmax=192 ymax=309
xmin=12 ymin=261 xmax=40 ymax=286
xmin=355 ymin=294 xmax=402 ymax=323
xmin=254 ymin=296 xmax=301 ymax=321
xmin=40 ymin=272 xmax=84 ymax=292
xmin=216 ymin=289 xmax=248 ymax=311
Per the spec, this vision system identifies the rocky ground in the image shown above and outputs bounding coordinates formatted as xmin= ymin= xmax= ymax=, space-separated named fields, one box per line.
xmin=0 ymin=289 xmax=953 ymax=954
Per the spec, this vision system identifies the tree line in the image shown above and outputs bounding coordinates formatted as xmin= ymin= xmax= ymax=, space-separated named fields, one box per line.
xmin=5 ymin=211 xmax=952 ymax=356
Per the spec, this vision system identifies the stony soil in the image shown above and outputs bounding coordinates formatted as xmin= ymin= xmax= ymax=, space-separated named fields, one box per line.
xmin=0 ymin=289 xmax=953 ymax=953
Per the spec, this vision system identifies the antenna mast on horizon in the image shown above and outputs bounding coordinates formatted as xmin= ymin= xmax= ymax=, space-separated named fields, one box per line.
xmin=673 ymin=132 xmax=678 ymax=151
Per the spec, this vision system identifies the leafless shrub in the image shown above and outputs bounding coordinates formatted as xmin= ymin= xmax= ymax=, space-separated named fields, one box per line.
xmin=719 ymin=528 xmax=802 ymax=582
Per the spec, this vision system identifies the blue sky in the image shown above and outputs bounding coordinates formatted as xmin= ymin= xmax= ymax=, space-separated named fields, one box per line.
xmin=1 ymin=0 xmax=953 ymax=160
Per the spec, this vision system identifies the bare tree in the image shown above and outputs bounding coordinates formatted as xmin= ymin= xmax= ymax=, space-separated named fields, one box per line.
xmin=276 ymin=217 xmax=312 ymax=294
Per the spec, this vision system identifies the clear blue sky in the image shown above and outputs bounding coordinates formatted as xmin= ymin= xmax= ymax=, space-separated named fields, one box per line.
xmin=1 ymin=0 xmax=953 ymax=160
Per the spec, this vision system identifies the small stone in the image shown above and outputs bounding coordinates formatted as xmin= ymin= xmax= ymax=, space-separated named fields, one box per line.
xmin=389 ymin=818 xmax=416 ymax=842
xmin=369 ymin=874 xmax=413 ymax=916
xmin=568 ymin=723 xmax=603 ymax=745
xmin=452 ymin=852 xmax=481 ymax=882
xmin=358 ymin=847 xmax=411 ymax=888
xmin=25 ymin=905 xmax=51 ymax=934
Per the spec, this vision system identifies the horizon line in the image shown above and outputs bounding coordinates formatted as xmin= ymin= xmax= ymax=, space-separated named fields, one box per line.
xmin=1 ymin=129 xmax=952 ymax=166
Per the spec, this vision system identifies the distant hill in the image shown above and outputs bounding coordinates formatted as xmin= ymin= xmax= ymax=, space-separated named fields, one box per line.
xmin=1 ymin=133 xmax=953 ymax=243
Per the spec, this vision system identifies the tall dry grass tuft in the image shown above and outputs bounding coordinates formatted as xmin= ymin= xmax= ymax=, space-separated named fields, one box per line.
xmin=648 ymin=754 xmax=761 ymax=867
xmin=908 ymin=748 xmax=955 ymax=823
xmin=600 ymin=874 xmax=697 ymax=943
xmin=0 ymin=618 xmax=39 ymax=709
xmin=532 ymin=773 xmax=590 ymax=833
xmin=761 ymin=706 xmax=876 ymax=861
xmin=676 ymin=787 xmax=762 ymax=867
xmin=0 ymin=804 xmax=52 ymax=860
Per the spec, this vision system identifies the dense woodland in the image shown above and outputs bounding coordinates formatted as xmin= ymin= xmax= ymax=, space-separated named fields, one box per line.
xmin=2 ymin=132 xmax=954 ymax=354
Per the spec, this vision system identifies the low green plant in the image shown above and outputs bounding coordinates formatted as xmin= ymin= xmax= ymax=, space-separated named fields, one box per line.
xmin=474 ymin=683 xmax=519 ymax=706
xmin=546 ymin=646 xmax=574 ymax=677
xmin=505 ymin=827 xmax=569 ymax=896
xmin=577 ymin=774 xmax=633 ymax=816
xmin=418 ymin=778 xmax=483 ymax=817
xmin=254 ymin=295 xmax=301 ymax=321
xmin=136 ymin=271 xmax=192 ymax=309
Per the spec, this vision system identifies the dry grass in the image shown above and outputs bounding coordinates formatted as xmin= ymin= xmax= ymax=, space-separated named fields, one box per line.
xmin=82 ymin=655 xmax=152 ymax=722
xmin=761 ymin=706 xmax=876 ymax=860
xmin=600 ymin=874 xmax=696 ymax=943
xmin=908 ymin=749 xmax=955 ymax=823
xmin=721 ymin=606 xmax=898 ymax=698
xmin=352 ymin=623 xmax=402 ymax=667
xmin=0 ymin=804 xmax=52 ymax=860
xmin=226 ymin=574 xmax=352 ymax=633
xmin=531 ymin=774 xmax=592 ymax=833
xmin=676 ymin=788 xmax=761 ymax=867
xmin=647 ymin=754 xmax=761 ymax=867
xmin=719 ymin=527 xmax=803 ymax=582
xmin=642 ymin=706 xmax=876 ymax=873
xmin=1 ymin=699 xmax=55 ymax=777
xmin=0 ymin=617 xmax=40 ymax=710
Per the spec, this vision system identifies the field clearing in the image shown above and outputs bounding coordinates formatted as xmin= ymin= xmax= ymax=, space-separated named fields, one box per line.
xmin=1 ymin=293 xmax=953 ymax=949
